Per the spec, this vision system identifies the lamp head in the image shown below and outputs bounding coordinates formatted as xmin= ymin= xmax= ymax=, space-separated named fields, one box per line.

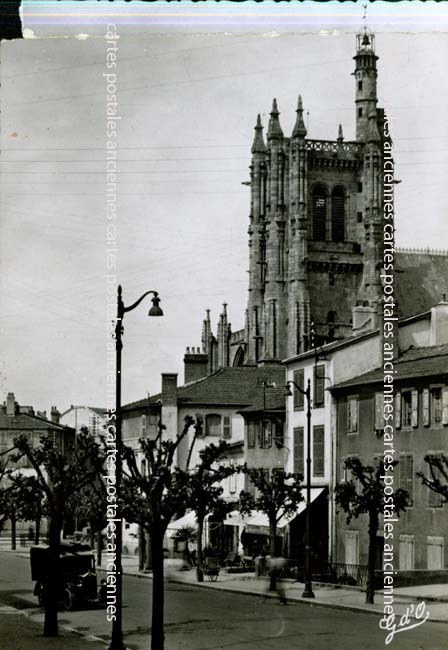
xmin=148 ymin=293 xmax=164 ymax=317
xmin=285 ymin=383 xmax=293 ymax=397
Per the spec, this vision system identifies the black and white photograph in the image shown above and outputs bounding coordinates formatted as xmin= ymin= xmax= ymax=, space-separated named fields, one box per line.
xmin=1 ymin=2 xmax=448 ymax=649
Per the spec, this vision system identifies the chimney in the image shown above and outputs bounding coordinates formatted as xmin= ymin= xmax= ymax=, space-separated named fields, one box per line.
xmin=184 ymin=347 xmax=208 ymax=384
xmin=6 ymin=392 xmax=16 ymax=416
xmin=51 ymin=406 xmax=60 ymax=424
xmin=161 ymin=373 xmax=177 ymax=407
xmin=430 ymin=298 xmax=448 ymax=346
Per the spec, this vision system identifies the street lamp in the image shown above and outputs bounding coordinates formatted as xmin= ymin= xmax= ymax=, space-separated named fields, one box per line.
xmin=285 ymin=378 xmax=315 ymax=599
xmin=110 ymin=285 xmax=163 ymax=650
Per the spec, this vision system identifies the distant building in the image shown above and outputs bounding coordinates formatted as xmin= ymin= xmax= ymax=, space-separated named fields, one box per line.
xmin=284 ymin=300 xmax=448 ymax=574
xmin=121 ymin=365 xmax=286 ymax=557
xmin=0 ymin=392 xmax=75 ymax=541
xmin=59 ymin=405 xmax=108 ymax=438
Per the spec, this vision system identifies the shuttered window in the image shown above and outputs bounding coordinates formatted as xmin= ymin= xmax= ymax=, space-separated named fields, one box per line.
xmin=347 ymin=396 xmax=358 ymax=435
xmin=312 ymin=186 xmax=327 ymax=241
xmin=375 ymin=392 xmax=384 ymax=431
xmin=428 ymin=456 xmax=444 ymax=508
xmin=141 ymin=414 xmax=147 ymax=436
xmin=262 ymin=420 xmax=272 ymax=449
xmin=314 ymin=364 xmax=325 ymax=407
xmin=293 ymin=369 xmax=304 ymax=411
xmin=423 ymin=389 xmax=430 ymax=427
xmin=206 ymin=414 xmax=221 ymax=437
xmin=442 ymin=387 xmax=448 ymax=425
xmin=293 ymin=427 xmax=304 ymax=475
xmin=223 ymin=415 xmax=232 ymax=439
xmin=402 ymin=392 xmax=412 ymax=427
xmin=331 ymin=186 xmax=345 ymax=243
xmin=432 ymin=387 xmax=443 ymax=424
xmin=411 ymin=390 xmax=419 ymax=428
xmin=313 ymin=425 xmax=325 ymax=477
xmin=399 ymin=454 xmax=414 ymax=506
xmin=247 ymin=421 xmax=255 ymax=448
xmin=395 ymin=392 xmax=401 ymax=429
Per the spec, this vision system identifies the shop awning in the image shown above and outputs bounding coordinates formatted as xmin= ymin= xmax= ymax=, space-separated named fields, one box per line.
xmin=224 ymin=487 xmax=325 ymax=534
xmin=166 ymin=511 xmax=198 ymax=538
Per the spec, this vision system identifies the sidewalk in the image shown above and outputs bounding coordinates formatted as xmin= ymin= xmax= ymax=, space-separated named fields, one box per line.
xmin=117 ymin=555 xmax=448 ymax=623
xmin=0 ymin=608 xmax=105 ymax=650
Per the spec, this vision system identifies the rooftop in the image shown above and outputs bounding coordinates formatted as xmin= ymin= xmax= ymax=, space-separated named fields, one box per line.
xmin=0 ymin=410 xmax=73 ymax=432
xmin=123 ymin=366 xmax=286 ymax=412
xmin=331 ymin=344 xmax=448 ymax=391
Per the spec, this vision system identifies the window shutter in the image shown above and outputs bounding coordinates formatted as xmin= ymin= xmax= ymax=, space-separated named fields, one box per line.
xmin=313 ymin=425 xmax=325 ymax=477
xmin=442 ymin=386 xmax=448 ymax=425
xmin=399 ymin=454 xmax=413 ymax=506
xmin=223 ymin=415 xmax=231 ymax=439
xmin=257 ymin=423 xmax=263 ymax=448
xmin=428 ymin=458 xmax=444 ymax=507
xmin=395 ymin=391 xmax=401 ymax=428
xmin=423 ymin=389 xmax=430 ymax=427
xmin=375 ymin=393 xmax=384 ymax=431
xmin=411 ymin=390 xmax=418 ymax=428
xmin=247 ymin=422 xmax=255 ymax=448
xmin=293 ymin=369 xmax=304 ymax=410
xmin=314 ymin=365 xmax=325 ymax=407
xmin=347 ymin=396 xmax=358 ymax=434
xmin=141 ymin=414 xmax=147 ymax=436
xmin=293 ymin=427 xmax=304 ymax=475
xmin=263 ymin=420 xmax=272 ymax=448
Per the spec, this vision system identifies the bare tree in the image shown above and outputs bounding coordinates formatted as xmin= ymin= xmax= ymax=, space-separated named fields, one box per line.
xmin=418 ymin=454 xmax=448 ymax=503
xmin=12 ymin=430 xmax=104 ymax=636
xmin=335 ymin=457 xmax=409 ymax=604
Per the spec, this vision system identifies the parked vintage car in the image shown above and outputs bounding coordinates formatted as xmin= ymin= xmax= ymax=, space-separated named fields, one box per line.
xmin=30 ymin=542 xmax=102 ymax=611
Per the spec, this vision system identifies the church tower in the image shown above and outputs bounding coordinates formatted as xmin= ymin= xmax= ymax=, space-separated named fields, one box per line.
xmin=197 ymin=30 xmax=389 ymax=372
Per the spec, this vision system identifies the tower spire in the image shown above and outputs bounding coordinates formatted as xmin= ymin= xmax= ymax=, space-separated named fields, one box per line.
xmin=251 ymin=114 xmax=266 ymax=154
xmin=267 ymin=98 xmax=283 ymax=140
xmin=292 ymin=94 xmax=307 ymax=139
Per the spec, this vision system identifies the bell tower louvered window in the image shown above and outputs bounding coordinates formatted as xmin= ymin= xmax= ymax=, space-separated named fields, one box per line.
xmin=331 ymin=186 xmax=346 ymax=242
xmin=312 ymin=186 xmax=327 ymax=241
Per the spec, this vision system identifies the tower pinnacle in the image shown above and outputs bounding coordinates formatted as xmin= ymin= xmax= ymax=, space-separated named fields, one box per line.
xmin=251 ymin=114 xmax=266 ymax=154
xmin=267 ymin=98 xmax=284 ymax=140
xmin=292 ymin=94 xmax=307 ymax=139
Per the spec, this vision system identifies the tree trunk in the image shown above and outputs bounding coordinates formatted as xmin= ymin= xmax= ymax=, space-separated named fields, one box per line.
xmin=150 ymin=529 xmax=165 ymax=650
xmin=96 ymin=529 xmax=102 ymax=567
xmin=138 ymin=524 xmax=145 ymax=571
xmin=35 ymin=509 xmax=41 ymax=545
xmin=10 ymin=511 xmax=16 ymax=550
xmin=269 ymin=517 xmax=277 ymax=592
xmin=366 ymin=510 xmax=379 ymax=605
xmin=196 ymin=515 xmax=204 ymax=582
xmin=145 ymin=532 xmax=152 ymax=570
xmin=44 ymin=511 xmax=62 ymax=637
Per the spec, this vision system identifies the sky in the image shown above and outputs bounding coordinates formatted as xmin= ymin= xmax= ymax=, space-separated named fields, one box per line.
xmin=1 ymin=4 xmax=448 ymax=412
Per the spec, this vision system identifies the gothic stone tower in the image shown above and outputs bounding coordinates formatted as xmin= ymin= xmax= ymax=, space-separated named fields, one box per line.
xmin=245 ymin=30 xmax=386 ymax=364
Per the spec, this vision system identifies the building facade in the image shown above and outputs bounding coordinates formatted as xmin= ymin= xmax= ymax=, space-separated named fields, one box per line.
xmin=332 ymin=344 xmax=448 ymax=576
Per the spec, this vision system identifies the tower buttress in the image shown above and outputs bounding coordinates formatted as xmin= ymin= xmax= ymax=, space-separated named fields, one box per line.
xmin=288 ymin=95 xmax=310 ymax=358
xmin=353 ymin=31 xmax=378 ymax=143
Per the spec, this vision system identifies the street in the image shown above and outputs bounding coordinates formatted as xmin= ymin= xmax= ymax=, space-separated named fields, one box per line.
xmin=0 ymin=552 xmax=447 ymax=650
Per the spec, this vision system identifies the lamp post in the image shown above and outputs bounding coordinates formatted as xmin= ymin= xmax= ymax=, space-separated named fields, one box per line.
xmin=109 ymin=285 xmax=163 ymax=650
xmin=286 ymin=378 xmax=315 ymax=599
